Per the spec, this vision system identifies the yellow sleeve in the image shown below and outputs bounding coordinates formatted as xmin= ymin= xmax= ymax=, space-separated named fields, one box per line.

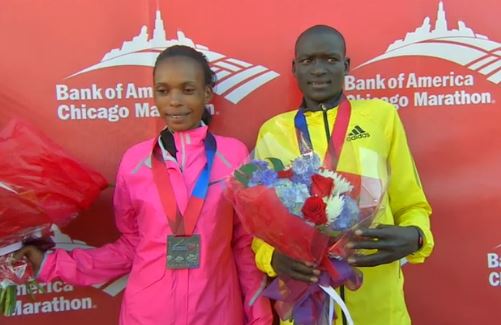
xmin=250 ymin=124 xmax=278 ymax=276
xmin=251 ymin=237 xmax=277 ymax=277
xmin=387 ymin=109 xmax=434 ymax=263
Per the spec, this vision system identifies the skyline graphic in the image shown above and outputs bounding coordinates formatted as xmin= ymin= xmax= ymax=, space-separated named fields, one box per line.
xmin=68 ymin=10 xmax=279 ymax=104
xmin=355 ymin=1 xmax=500 ymax=85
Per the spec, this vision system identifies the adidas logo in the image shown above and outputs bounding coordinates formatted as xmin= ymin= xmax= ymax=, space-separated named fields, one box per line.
xmin=347 ymin=125 xmax=370 ymax=141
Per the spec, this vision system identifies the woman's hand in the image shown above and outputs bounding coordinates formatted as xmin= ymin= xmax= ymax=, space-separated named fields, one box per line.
xmin=14 ymin=245 xmax=44 ymax=274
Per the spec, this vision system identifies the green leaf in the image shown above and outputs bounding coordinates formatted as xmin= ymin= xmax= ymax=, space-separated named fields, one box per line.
xmin=0 ymin=287 xmax=5 ymax=308
xmin=266 ymin=157 xmax=285 ymax=171
xmin=234 ymin=170 xmax=249 ymax=186
xmin=8 ymin=286 xmax=16 ymax=315
xmin=3 ymin=286 xmax=12 ymax=316
xmin=233 ymin=163 xmax=258 ymax=186
xmin=239 ymin=163 xmax=258 ymax=175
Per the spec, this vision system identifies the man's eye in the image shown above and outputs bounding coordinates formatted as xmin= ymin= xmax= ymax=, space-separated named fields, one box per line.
xmin=184 ymin=88 xmax=195 ymax=94
xmin=156 ymin=88 xmax=168 ymax=95
xmin=300 ymin=59 xmax=312 ymax=64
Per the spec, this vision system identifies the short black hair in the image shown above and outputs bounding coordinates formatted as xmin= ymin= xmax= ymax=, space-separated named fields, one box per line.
xmin=295 ymin=25 xmax=347 ymax=55
xmin=154 ymin=45 xmax=216 ymax=88
xmin=154 ymin=45 xmax=216 ymax=124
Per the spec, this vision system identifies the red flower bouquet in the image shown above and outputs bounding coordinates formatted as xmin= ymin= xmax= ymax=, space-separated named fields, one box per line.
xmin=227 ymin=153 xmax=386 ymax=325
xmin=0 ymin=119 xmax=107 ymax=315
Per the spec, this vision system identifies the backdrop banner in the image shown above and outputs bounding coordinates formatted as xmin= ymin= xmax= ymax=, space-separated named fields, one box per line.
xmin=0 ymin=1 xmax=499 ymax=324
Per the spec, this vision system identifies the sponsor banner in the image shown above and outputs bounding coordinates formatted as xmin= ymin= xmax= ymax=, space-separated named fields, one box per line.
xmin=346 ymin=1 xmax=498 ymax=109
xmin=487 ymin=246 xmax=501 ymax=287
xmin=0 ymin=0 xmax=499 ymax=324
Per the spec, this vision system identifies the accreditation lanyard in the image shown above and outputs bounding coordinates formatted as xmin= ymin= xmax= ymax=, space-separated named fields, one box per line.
xmin=294 ymin=95 xmax=351 ymax=170
xmin=151 ymin=131 xmax=216 ymax=236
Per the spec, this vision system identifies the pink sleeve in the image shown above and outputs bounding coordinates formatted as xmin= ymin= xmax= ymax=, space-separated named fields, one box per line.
xmin=38 ymin=169 xmax=139 ymax=286
xmin=233 ymin=212 xmax=273 ymax=325
xmin=231 ymin=145 xmax=273 ymax=325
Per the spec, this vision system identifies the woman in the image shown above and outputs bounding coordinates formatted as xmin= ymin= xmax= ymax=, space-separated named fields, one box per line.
xmin=18 ymin=45 xmax=272 ymax=325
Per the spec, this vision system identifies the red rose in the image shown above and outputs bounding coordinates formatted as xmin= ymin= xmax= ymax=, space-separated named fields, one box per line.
xmin=301 ymin=196 xmax=327 ymax=225
xmin=277 ymin=169 xmax=293 ymax=179
xmin=311 ymin=174 xmax=334 ymax=197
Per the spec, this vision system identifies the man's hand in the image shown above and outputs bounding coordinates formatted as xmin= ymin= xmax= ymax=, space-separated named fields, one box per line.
xmin=271 ymin=251 xmax=320 ymax=283
xmin=346 ymin=225 xmax=421 ymax=267
xmin=14 ymin=245 xmax=44 ymax=274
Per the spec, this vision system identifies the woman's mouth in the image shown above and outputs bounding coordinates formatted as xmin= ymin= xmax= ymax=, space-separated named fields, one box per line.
xmin=166 ymin=112 xmax=191 ymax=120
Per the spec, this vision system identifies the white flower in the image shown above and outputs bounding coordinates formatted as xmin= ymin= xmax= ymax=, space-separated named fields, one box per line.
xmin=325 ymin=194 xmax=345 ymax=223
xmin=318 ymin=169 xmax=353 ymax=195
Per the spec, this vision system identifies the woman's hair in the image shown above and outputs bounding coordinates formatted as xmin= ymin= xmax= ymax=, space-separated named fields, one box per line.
xmin=154 ymin=45 xmax=216 ymax=125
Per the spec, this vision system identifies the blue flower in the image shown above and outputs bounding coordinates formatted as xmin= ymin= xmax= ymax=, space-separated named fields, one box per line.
xmin=291 ymin=173 xmax=313 ymax=187
xmin=290 ymin=153 xmax=321 ymax=187
xmin=291 ymin=153 xmax=321 ymax=176
xmin=250 ymin=160 xmax=270 ymax=170
xmin=248 ymin=168 xmax=278 ymax=187
xmin=274 ymin=179 xmax=310 ymax=216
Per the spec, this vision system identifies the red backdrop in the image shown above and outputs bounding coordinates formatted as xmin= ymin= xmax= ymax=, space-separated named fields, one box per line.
xmin=1 ymin=0 xmax=499 ymax=324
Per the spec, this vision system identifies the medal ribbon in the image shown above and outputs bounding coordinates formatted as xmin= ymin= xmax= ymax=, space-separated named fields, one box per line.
xmin=294 ymin=94 xmax=351 ymax=170
xmin=151 ymin=131 xmax=216 ymax=236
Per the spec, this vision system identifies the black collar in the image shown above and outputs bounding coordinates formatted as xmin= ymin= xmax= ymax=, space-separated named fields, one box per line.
xmin=160 ymin=129 xmax=177 ymax=158
xmin=300 ymin=92 xmax=344 ymax=112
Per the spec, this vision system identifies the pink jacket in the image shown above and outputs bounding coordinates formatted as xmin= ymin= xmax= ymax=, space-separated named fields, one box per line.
xmin=38 ymin=126 xmax=273 ymax=325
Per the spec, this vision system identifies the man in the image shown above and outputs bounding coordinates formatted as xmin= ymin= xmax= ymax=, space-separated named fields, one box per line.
xmin=252 ymin=25 xmax=434 ymax=325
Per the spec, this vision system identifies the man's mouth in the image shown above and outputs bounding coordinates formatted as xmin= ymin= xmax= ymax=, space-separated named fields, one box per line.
xmin=308 ymin=80 xmax=331 ymax=88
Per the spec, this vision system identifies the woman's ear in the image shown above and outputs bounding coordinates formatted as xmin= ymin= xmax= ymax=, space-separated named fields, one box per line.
xmin=204 ymin=86 xmax=213 ymax=104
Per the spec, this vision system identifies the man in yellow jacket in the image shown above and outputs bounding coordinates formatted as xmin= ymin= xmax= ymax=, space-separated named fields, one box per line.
xmin=252 ymin=25 xmax=434 ymax=325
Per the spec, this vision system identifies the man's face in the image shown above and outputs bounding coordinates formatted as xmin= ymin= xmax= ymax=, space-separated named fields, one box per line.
xmin=293 ymin=31 xmax=350 ymax=109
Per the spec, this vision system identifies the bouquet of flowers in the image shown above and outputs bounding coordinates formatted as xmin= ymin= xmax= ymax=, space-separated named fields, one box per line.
xmin=227 ymin=152 xmax=386 ymax=325
xmin=0 ymin=254 xmax=39 ymax=316
xmin=0 ymin=119 xmax=108 ymax=316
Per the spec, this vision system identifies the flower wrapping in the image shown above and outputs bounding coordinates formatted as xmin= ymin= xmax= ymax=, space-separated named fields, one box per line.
xmin=0 ymin=119 xmax=108 ymax=249
xmin=227 ymin=152 xmax=386 ymax=325
xmin=0 ymin=254 xmax=35 ymax=316
xmin=0 ymin=119 xmax=108 ymax=316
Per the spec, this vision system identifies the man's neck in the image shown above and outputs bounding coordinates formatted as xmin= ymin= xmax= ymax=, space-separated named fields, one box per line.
xmin=303 ymin=92 xmax=343 ymax=112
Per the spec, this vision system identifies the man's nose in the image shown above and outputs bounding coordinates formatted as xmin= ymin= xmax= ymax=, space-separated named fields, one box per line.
xmin=310 ymin=61 xmax=327 ymax=76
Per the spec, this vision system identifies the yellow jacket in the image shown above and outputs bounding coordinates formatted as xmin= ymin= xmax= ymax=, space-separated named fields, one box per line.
xmin=252 ymin=99 xmax=433 ymax=325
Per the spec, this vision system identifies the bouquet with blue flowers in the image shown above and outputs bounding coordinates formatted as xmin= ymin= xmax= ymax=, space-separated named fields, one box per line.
xmin=228 ymin=152 xmax=386 ymax=325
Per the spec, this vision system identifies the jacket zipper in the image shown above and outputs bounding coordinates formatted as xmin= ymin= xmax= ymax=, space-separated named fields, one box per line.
xmin=180 ymin=133 xmax=187 ymax=171
xmin=322 ymin=103 xmax=348 ymax=325
xmin=320 ymin=104 xmax=330 ymax=141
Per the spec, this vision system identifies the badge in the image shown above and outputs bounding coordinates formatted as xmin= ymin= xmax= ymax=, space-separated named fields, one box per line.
xmin=167 ymin=235 xmax=201 ymax=269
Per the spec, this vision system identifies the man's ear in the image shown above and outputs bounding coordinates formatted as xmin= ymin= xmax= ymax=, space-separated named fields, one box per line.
xmin=344 ymin=57 xmax=351 ymax=75
xmin=292 ymin=59 xmax=297 ymax=75
xmin=204 ymin=86 xmax=213 ymax=104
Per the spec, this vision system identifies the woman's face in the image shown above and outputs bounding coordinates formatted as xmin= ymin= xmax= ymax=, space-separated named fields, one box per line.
xmin=153 ymin=56 xmax=212 ymax=132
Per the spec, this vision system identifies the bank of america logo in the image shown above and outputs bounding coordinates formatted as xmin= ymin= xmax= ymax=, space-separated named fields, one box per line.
xmin=355 ymin=1 xmax=500 ymax=85
xmin=347 ymin=125 xmax=370 ymax=141
xmin=67 ymin=10 xmax=279 ymax=104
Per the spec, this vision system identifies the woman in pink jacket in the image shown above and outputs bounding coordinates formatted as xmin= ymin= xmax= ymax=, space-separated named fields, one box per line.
xmin=18 ymin=45 xmax=272 ymax=325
